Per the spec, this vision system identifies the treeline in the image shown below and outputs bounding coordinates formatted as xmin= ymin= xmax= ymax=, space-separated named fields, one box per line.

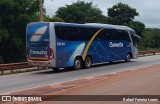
xmin=0 ymin=0 xmax=40 ymax=63
xmin=0 ymin=0 xmax=159 ymax=63
xmin=139 ymin=28 xmax=160 ymax=50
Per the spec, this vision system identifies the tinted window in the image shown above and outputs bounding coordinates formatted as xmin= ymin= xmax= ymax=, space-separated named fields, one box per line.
xmin=55 ymin=26 xmax=100 ymax=41
xmin=110 ymin=29 xmax=122 ymax=40
xmin=106 ymin=29 xmax=130 ymax=42
xmin=79 ymin=27 xmax=99 ymax=40
xmin=55 ymin=26 xmax=79 ymax=41
xmin=96 ymin=29 xmax=112 ymax=40
xmin=55 ymin=26 xmax=131 ymax=42
xmin=121 ymin=30 xmax=131 ymax=42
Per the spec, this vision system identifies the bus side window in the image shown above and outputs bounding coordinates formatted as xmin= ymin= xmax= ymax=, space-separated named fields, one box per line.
xmin=79 ymin=27 xmax=91 ymax=41
xmin=105 ymin=31 xmax=111 ymax=40
xmin=96 ymin=29 xmax=110 ymax=40
xmin=89 ymin=28 xmax=100 ymax=39
xmin=80 ymin=27 xmax=99 ymax=41
xmin=121 ymin=30 xmax=131 ymax=42
xmin=96 ymin=29 xmax=105 ymax=41
xmin=69 ymin=27 xmax=78 ymax=41
xmin=110 ymin=29 xmax=121 ymax=40
xmin=55 ymin=26 xmax=64 ymax=40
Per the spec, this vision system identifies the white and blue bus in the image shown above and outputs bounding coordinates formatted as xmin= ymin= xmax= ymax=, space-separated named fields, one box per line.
xmin=26 ymin=22 xmax=140 ymax=70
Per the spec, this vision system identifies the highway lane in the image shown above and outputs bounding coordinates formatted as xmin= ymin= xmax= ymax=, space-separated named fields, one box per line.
xmin=0 ymin=55 xmax=159 ymax=94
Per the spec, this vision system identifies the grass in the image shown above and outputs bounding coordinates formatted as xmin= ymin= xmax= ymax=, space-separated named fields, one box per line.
xmin=138 ymin=47 xmax=159 ymax=51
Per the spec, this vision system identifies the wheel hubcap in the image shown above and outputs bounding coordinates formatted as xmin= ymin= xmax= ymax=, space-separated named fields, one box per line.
xmin=75 ymin=60 xmax=80 ymax=69
xmin=127 ymin=55 xmax=130 ymax=61
xmin=86 ymin=59 xmax=90 ymax=66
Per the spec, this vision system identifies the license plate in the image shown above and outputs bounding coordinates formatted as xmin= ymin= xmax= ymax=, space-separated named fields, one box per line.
xmin=35 ymin=62 xmax=41 ymax=65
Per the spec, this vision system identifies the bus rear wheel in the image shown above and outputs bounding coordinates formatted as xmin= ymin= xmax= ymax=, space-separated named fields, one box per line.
xmin=125 ymin=54 xmax=131 ymax=62
xmin=84 ymin=56 xmax=92 ymax=69
xmin=73 ymin=57 xmax=82 ymax=70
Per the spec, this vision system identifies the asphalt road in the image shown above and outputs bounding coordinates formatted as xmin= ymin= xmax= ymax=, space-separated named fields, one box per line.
xmin=0 ymin=55 xmax=159 ymax=94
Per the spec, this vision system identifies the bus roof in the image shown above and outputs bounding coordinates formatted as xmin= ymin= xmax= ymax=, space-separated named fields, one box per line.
xmin=53 ymin=22 xmax=134 ymax=31
xmin=27 ymin=22 xmax=134 ymax=31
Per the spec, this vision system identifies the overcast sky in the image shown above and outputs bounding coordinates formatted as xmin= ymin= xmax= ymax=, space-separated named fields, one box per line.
xmin=44 ymin=0 xmax=160 ymax=28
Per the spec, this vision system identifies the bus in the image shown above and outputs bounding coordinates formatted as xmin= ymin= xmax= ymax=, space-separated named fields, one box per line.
xmin=26 ymin=22 xmax=140 ymax=70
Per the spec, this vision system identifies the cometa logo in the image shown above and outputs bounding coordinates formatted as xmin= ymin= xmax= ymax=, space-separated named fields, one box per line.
xmin=109 ymin=42 xmax=124 ymax=47
xmin=30 ymin=50 xmax=47 ymax=55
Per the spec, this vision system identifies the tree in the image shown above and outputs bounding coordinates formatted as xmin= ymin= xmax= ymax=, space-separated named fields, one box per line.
xmin=140 ymin=28 xmax=160 ymax=49
xmin=50 ymin=16 xmax=64 ymax=22
xmin=107 ymin=2 xmax=139 ymax=25
xmin=0 ymin=0 xmax=13 ymax=42
xmin=56 ymin=1 xmax=106 ymax=23
xmin=0 ymin=0 xmax=40 ymax=63
xmin=107 ymin=2 xmax=145 ymax=37
xmin=128 ymin=21 xmax=145 ymax=37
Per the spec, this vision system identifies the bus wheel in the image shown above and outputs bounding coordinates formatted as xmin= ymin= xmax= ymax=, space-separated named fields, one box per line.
xmin=84 ymin=56 xmax=92 ymax=69
xmin=125 ymin=54 xmax=131 ymax=62
xmin=73 ymin=57 xmax=82 ymax=70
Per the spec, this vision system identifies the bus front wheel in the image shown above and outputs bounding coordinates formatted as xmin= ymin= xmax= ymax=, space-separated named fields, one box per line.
xmin=125 ymin=54 xmax=131 ymax=62
xmin=84 ymin=56 xmax=92 ymax=69
xmin=73 ymin=57 xmax=82 ymax=70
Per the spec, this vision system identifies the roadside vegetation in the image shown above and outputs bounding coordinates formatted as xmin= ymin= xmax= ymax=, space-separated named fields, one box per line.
xmin=0 ymin=0 xmax=159 ymax=63
xmin=139 ymin=28 xmax=160 ymax=50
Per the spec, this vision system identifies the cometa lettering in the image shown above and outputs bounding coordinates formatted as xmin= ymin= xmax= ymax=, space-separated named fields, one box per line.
xmin=109 ymin=42 xmax=123 ymax=47
xmin=30 ymin=50 xmax=47 ymax=55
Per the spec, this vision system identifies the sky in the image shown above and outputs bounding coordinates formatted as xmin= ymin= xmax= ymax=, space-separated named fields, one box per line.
xmin=44 ymin=0 xmax=160 ymax=28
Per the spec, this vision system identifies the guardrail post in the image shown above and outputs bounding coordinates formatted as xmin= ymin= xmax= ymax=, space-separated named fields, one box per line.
xmin=11 ymin=69 xmax=13 ymax=74
xmin=1 ymin=70 xmax=4 ymax=75
xmin=153 ymin=52 xmax=155 ymax=55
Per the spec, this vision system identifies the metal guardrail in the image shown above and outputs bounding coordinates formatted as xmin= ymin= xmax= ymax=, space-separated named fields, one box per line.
xmin=138 ymin=50 xmax=160 ymax=56
xmin=0 ymin=62 xmax=31 ymax=74
xmin=0 ymin=50 xmax=159 ymax=75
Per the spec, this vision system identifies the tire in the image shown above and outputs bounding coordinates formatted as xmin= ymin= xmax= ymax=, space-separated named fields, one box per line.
xmin=73 ymin=57 xmax=82 ymax=70
xmin=84 ymin=56 xmax=92 ymax=69
xmin=125 ymin=54 xmax=131 ymax=62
